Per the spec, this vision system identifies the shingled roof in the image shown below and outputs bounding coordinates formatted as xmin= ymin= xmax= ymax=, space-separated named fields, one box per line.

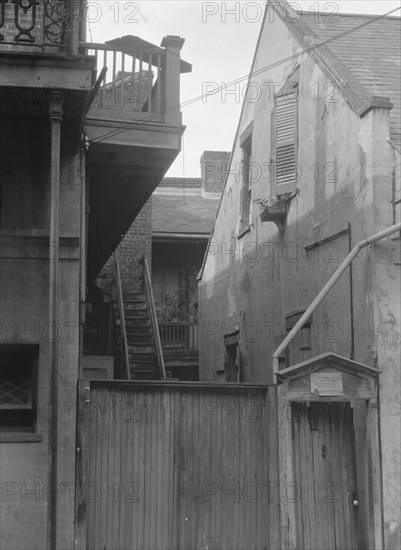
xmin=152 ymin=192 xmax=220 ymax=235
xmin=274 ymin=2 xmax=401 ymax=147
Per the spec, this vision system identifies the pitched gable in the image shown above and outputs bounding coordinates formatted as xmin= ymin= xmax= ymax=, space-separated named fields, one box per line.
xmin=271 ymin=1 xmax=401 ymax=147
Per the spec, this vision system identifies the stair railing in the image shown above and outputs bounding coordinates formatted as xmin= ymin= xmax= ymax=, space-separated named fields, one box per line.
xmin=112 ymin=252 xmax=130 ymax=380
xmin=141 ymin=256 xmax=167 ymax=379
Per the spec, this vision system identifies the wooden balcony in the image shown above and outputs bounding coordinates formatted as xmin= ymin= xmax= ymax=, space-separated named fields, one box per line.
xmin=84 ymin=35 xmax=192 ymax=280
xmin=159 ymin=322 xmax=199 ymax=353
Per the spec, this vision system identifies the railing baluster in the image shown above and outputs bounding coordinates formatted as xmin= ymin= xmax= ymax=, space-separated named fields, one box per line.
xmin=131 ymin=53 xmax=136 ymax=111
xmin=156 ymin=54 xmax=161 ymax=113
xmin=147 ymin=53 xmax=152 ymax=112
xmin=120 ymin=52 xmax=125 ymax=110
xmin=102 ymin=48 xmax=107 ymax=108
xmin=138 ymin=53 xmax=143 ymax=110
xmin=112 ymin=50 xmax=117 ymax=106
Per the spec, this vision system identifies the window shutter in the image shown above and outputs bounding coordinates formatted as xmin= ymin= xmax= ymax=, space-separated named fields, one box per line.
xmin=274 ymin=91 xmax=297 ymax=195
xmin=270 ymin=109 xmax=276 ymax=194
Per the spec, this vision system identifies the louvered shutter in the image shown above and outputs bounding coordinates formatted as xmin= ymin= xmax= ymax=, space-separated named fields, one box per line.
xmin=240 ymin=158 xmax=251 ymax=230
xmin=273 ymin=91 xmax=297 ymax=195
xmin=270 ymin=109 xmax=276 ymax=190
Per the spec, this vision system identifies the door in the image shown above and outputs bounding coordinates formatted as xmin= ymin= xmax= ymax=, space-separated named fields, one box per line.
xmin=292 ymin=402 xmax=359 ymax=549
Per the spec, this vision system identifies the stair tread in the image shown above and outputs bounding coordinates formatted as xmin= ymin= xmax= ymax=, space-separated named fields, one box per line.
xmin=128 ymin=342 xmax=154 ymax=346
xmin=125 ymin=313 xmax=150 ymax=317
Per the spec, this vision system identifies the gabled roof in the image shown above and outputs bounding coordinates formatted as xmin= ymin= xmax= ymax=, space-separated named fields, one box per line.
xmin=272 ymin=2 xmax=401 ymax=146
xmin=276 ymin=352 xmax=380 ymax=382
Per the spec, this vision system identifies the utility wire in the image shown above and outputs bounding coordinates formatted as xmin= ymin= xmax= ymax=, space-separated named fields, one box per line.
xmin=89 ymin=5 xmax=400 ymax=145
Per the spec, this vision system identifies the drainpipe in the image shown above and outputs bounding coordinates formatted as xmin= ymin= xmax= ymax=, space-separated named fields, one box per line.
xmin=79 ymin=136 xmax=88 ymax=375
xmin=272 ymin=222 xmax=401 ymax=379
xmin=48 ymin=91 xmax=63 ymax=550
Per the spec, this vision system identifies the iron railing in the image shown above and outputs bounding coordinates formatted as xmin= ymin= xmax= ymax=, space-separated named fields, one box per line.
xmin=0 ymin=0 xmax=80 ymax=54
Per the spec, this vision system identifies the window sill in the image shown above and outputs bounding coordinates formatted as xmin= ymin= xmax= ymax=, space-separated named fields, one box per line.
xmin=0 ymin=432 xmax=42 ymax=443
xmin=237 ymin=225 xmax=252 ymax=240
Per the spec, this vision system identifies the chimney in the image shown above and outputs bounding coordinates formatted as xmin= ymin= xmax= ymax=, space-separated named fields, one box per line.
xmin=200 ymin=151 xmax=230 ymax=194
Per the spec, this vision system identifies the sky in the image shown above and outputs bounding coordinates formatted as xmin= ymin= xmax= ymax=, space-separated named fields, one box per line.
xmin=88 ymin=1 xmax=401 ymax=177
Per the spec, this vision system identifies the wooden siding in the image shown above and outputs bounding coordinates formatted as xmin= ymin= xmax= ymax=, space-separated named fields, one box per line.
xmin=76 ymin=381 xmax=279 ymax=550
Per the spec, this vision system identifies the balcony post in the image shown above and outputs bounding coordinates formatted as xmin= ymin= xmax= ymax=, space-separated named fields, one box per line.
xmin=160 ymin=35 xmax=185 ymax=124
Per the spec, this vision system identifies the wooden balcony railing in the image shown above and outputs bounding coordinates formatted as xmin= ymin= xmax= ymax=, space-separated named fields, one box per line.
xmin=81 ymin=41 xmax=162 ymax=113
xmin=111 ymin=252 xmax=130 ymax=380
xmin=0 ymin=0 xmax=81 ymax=55
xmin=141 ymin=257 xmax=166 ymax=379
xmin=81 ymin=35 xmax=188 ymax=125
xmin=159 ymin=322 xmax=198 ymax=353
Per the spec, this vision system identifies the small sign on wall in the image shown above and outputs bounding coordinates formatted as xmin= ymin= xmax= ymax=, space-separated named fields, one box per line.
xmin=310 ymin=371 xmax=344 ymax=396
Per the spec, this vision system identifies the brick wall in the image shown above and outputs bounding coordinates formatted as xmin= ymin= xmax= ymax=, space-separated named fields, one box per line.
xmin=201 ymin=151 xmax=231 ymax=194
xmin=102 ymin=198 xmax=152 ymax=293
xmin=101 ymin=150 xmax=229 ymax=292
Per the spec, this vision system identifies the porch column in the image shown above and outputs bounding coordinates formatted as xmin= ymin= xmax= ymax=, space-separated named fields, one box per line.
xmin=160 ymin=35 xmax=185 ymax=124
xmin=48 ymin=90 xmax=63 ymax=550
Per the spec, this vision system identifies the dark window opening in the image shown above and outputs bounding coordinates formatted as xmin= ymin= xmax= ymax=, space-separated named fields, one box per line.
xmin=0 ymin=348 xmax=38 ymax=432
xmin=224 ymin=330 xmax=240 ymax=382
xmin=240 ymin=137 xmax=252 ymax=231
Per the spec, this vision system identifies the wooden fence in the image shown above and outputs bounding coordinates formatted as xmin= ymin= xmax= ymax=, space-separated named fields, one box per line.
xmin=75 ymin=380 xmax=280 ymax=550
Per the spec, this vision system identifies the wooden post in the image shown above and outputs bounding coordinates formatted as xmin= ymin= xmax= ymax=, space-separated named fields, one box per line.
xmin=48 ymin=90 xmax=63 ymax=550
xmin=160 ymin=35 xmax=185 ymax=125
xmin=74 ymin=380 xmax=90 ymax=549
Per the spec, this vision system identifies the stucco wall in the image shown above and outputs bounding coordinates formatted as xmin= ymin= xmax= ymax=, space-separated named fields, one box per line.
xmin=199 ymin=9 xmax=400 ymax=548
xmin=0 ymin=123 xmax=82 ymax=549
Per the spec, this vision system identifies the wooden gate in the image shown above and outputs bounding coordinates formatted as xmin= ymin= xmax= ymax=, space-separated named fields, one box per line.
xmin=75 ymin=381 xmax=280 ymax=550
xmin=291 ymin=402 xmax=359 ymax=550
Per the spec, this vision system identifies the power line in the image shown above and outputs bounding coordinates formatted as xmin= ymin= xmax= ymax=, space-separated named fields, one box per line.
xmin=89 ymin=5 xmax=400 ymax=145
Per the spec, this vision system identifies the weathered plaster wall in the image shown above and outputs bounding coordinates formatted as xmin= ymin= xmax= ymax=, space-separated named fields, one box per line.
xmin=0 ymin=123 xmax=82 ymax=549
xmin=199 ymin=10 xmax=400 ymax=547
xmin=199 ymin=14 xmax=364 ymax=383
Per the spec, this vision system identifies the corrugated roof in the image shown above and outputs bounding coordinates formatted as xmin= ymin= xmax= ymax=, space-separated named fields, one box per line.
xmin=152 ymin=193 xmax=220 ymax=235
xmin=298 ymin=12 xmax=401 ymax=147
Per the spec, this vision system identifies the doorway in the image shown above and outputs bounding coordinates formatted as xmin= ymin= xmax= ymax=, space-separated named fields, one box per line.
xmin=291 ymin=402 xmax=359 ymax=549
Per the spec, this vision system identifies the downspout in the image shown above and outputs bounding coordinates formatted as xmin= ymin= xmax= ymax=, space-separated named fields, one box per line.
xmin=272 ymin=222 xmax=401 ymax=379
xmin=48 ymin=91 xmax=63 ymax=550
xmin=79 ymin=136 xmax=88 ymax=375
xmin=348 ymin=222 xmax=355 ymax=359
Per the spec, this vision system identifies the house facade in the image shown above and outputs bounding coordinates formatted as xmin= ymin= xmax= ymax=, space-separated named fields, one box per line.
xmin=0 ymin=2 xmax=189 ymax=547
xmin=198 ymin=2 xmax=400 ymax=549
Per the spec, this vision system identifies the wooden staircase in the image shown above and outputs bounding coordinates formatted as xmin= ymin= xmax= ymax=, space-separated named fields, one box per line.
xmin=124 ymin=292 xmax=160 ymax=380
xmin=112 ymin=253 xmax=166 ymax=381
